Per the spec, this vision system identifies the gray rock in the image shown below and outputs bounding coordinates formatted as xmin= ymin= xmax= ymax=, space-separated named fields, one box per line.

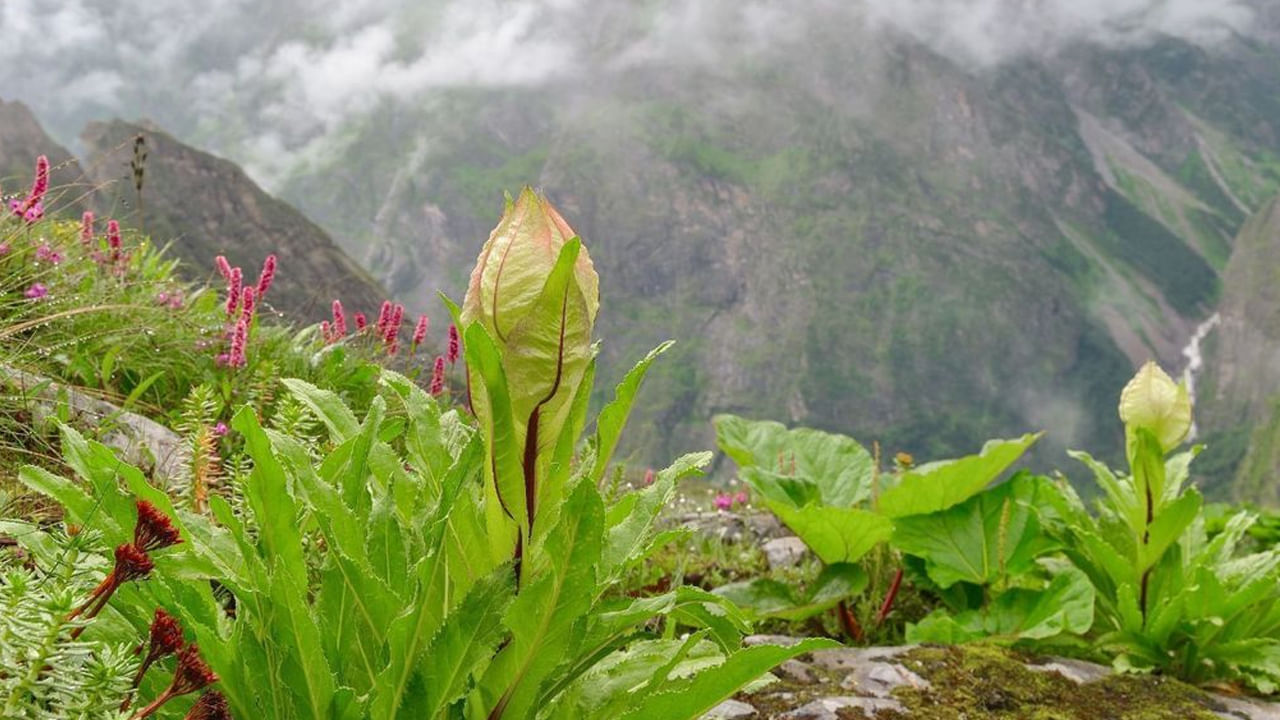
xmin=840 ymin=659 xmax=929 ymax=696
xmin=702 ymin=699 xmax=758 ymax=719
xmin=809 ymin=645 xmax=917 ymax=672
xmin=763 ymin=536 xmax=809 ymax=569
xmin=775 ymin=659 xmax=817 ymax=685
xmin=744 ymin=512 xmax=785 ymax=539
xmin=1 ymin=365 xmax=189 ymax=485
xmin=1026 ymin=657 xmax=1112 ymax=685
xmin=777 ymin=696 xmax=905 ymax=719
xmin=1212 ymin=695 xmax=1280 ymax=720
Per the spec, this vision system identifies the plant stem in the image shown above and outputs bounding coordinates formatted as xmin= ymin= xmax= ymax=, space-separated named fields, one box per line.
xmin=836 ymin=600 xmax=864 ymax=643
xmin=875 ymin=568 xmax=904 ymax=627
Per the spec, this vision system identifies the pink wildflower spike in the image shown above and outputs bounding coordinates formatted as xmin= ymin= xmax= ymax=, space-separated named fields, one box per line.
xmin=320 ymin=320 xmax=332 ymax=344
xmin=375 ymin=301 xmax=392 ymax=338
xmin=385 ymin=304 xmax=404 ymax=347
xmin=229 ymin=317 xmax=248 ymax=368
xmin=643 ymin=469 xmax=655 ymax=486
xmin=24 ymin=283 xmax=48 ymax=299
xmin=107 ymin=220 xmax=122 ymax=251
xmin=255 ymin=254 xmax=276 ymax=300
xmin=214 ymin=255 xmax=231 ymax=281
xmin=412 ymin=314 xmax=429 ymax=348
xmin=713 ymin=493 xmax=733 ymax=511
xmin=80 ymin=211 xmax=95 ymax=245
xmin=447 ymin=324 xmax=460 ymax=365
xmin=13 ymin=155 xmax=49 ymax=219
xmin=354 ymin=312 xmax=367 ymax=331
xmin=332 ymin=300 xmax=347 ymax=337
xmin=429 ymin=356 xmax=446 ymax=396
xmin=225 ymin=267 xmax=242 ymax=317
xmin=241 ymin=286 xmax=256 ymax=321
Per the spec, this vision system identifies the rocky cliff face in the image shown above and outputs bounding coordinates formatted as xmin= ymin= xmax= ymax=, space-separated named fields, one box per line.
xmin=0 ymin=100 xmax=83 ymax=213
xmin=79 ymin=120 xmax=386 ymax=319
xmin=1197 ymin=200 xmax=1280 ymax=501
xmin=268 ymin=28 xmax=1280 ymax=477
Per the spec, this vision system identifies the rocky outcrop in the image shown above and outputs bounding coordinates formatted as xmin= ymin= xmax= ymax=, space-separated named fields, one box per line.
xmin=703 ymin=641 xmax=1280 ymax=719
xmin=79 ymin=120 xmax=387 ymax=320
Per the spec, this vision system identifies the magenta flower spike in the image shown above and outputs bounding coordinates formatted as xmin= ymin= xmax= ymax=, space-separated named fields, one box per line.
xmin=255 ymin=254 xmax=276 ymax=299
xmin=332 ymin=299 xmax=347 ymax=337
xmin=225 ymin=267 xmax=242 ymax=317
xmin=80 ymin=211 xmax=95 ymax=245
xmin=429 ymin=356 xmax=446 ymax=396
xmin=447 ymin=324 xmax=460 ymax=365
xmin=412 ymin=314 xmax=429 ymax=348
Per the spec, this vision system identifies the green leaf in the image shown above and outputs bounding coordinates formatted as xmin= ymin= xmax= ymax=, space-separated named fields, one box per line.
xmin=615 ymin=639 xmax=837 ymax=720
xmin=713 ymin=563 xmax=867 ymax=621
xmin=591 ymin=341 xmax=673 ymax=484
xmin=878 ymin=433 xmax=1041 ymax=518
xmin=282 ymin=377 xmax=360 ymax=441
xmin=892 ymin=474 xmax=1060 ymax=588
xmin=767 ymin=503 xmax=892 ymax=565
xmin=907 ymin=566 xmax=1094 ymax=644
xmin=713 ymin=414 xmax=874 ymax=506
xmin=1140 ymin=489 xmax=1201 ymax=571
xmin=231 ymin=406 xmax=308 ymax=589
xmin=416 ymin=569 xmax=514 ymax=719
xmin=465 ymin=320 xmax=528 ymax=544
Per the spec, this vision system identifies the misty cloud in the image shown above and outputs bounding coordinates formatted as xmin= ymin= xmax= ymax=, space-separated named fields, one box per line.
xmin=0 ymin=0 xmax=1260 ymax=183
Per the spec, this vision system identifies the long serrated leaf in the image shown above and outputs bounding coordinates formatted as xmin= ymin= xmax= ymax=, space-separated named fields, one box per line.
xmin=590 ymin=341 xmax=673 ymax=483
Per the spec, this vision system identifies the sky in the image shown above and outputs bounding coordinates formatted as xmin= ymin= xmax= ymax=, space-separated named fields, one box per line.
xmin=0 ymin=0 xmax=1260 ymax=182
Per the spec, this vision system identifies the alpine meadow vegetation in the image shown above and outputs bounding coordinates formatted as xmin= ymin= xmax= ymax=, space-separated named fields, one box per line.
xmin=2 ymin=149 xmax=1279 ymax=720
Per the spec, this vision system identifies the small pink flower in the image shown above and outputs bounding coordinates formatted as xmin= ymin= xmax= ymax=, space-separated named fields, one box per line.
xmin=332 ymin=300 xmax=347 ymax=337
xmin=214 ymin=255 xmax=231 ymax=281
xmin=0 ymin=243 xmax=9 ymax=255
xmin=229 ymin=317 xmax=248 ymax=368
xmin=429 ymin=356 xmax=446 ymax=396
xmin=212 ymin=422 xmax=228 ymax=437
xmin=80 ymin=211 xmax=95 ymax=245
xmin=713 ymin=493 xmax=733 ymax=511
xmin=446 ymin=324 xmax=460 ymax=365
xmin=320 ymin=320 xmax=332 ymax=344
xmin=214 ymin=353 xmax=230 ymax=367
xmin=643 ymin=469 xmax=655 ymax=486
xmin=240 ymin=286 xmax=256 ymax=321
xmin=412 ymin=314 xmax=428 ymax=347
xmin=23 ymin=203 xmax=44 ymax=223
xmin=107 ymin=220 xmax=122 ymax=252
xmin=375 ymin=301 xmax=392 ymax=338
xmin=156 ymin=291 xmax=169 ymax=304
xmin=24 ymin=283 xmax=48 ymax=299
xmin=733 ymin=491 xmax=748 ymax=506
xmin=34 ymin=243 xmax=62 ymax=264
xmin=354 ymin=312 xmax=367 ymax=331
xmin=255 ymin=254 xmax=276 ymax=300
xmin=385 ymin=304 xmax=404 ymax=347
xmin=225 ymin=267 xmax=242 ymax=317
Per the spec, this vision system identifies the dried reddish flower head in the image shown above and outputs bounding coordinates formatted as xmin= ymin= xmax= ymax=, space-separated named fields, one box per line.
xmin=146 ymin=608 xmax=185 ymax=657
xmin=135 ymin=501 xmax=183 ymax=553
xmin=255 ymin=254 xmax=276 ymax=300
xmin=185 ymin=691 xmax=231 ymax=720
xmin=172 ymin=644 xmax=219 ymax=696
xmin=115 ymin=542 xmax=155 ymax=582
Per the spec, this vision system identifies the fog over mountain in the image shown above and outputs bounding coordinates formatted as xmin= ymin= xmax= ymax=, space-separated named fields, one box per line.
xmin=4 ymin=0 xmax=1280 ymax=494
xmin=0 ymin=0 xmax=1264 ymax=183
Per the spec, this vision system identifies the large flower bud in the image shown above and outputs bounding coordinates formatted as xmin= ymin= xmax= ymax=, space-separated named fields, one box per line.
xmin=461 ymin=188 xmax=599 ymax=540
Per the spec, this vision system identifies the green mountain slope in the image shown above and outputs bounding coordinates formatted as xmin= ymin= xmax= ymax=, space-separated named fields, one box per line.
xmin=265 ymin=31 xmax=1280 ymax=479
